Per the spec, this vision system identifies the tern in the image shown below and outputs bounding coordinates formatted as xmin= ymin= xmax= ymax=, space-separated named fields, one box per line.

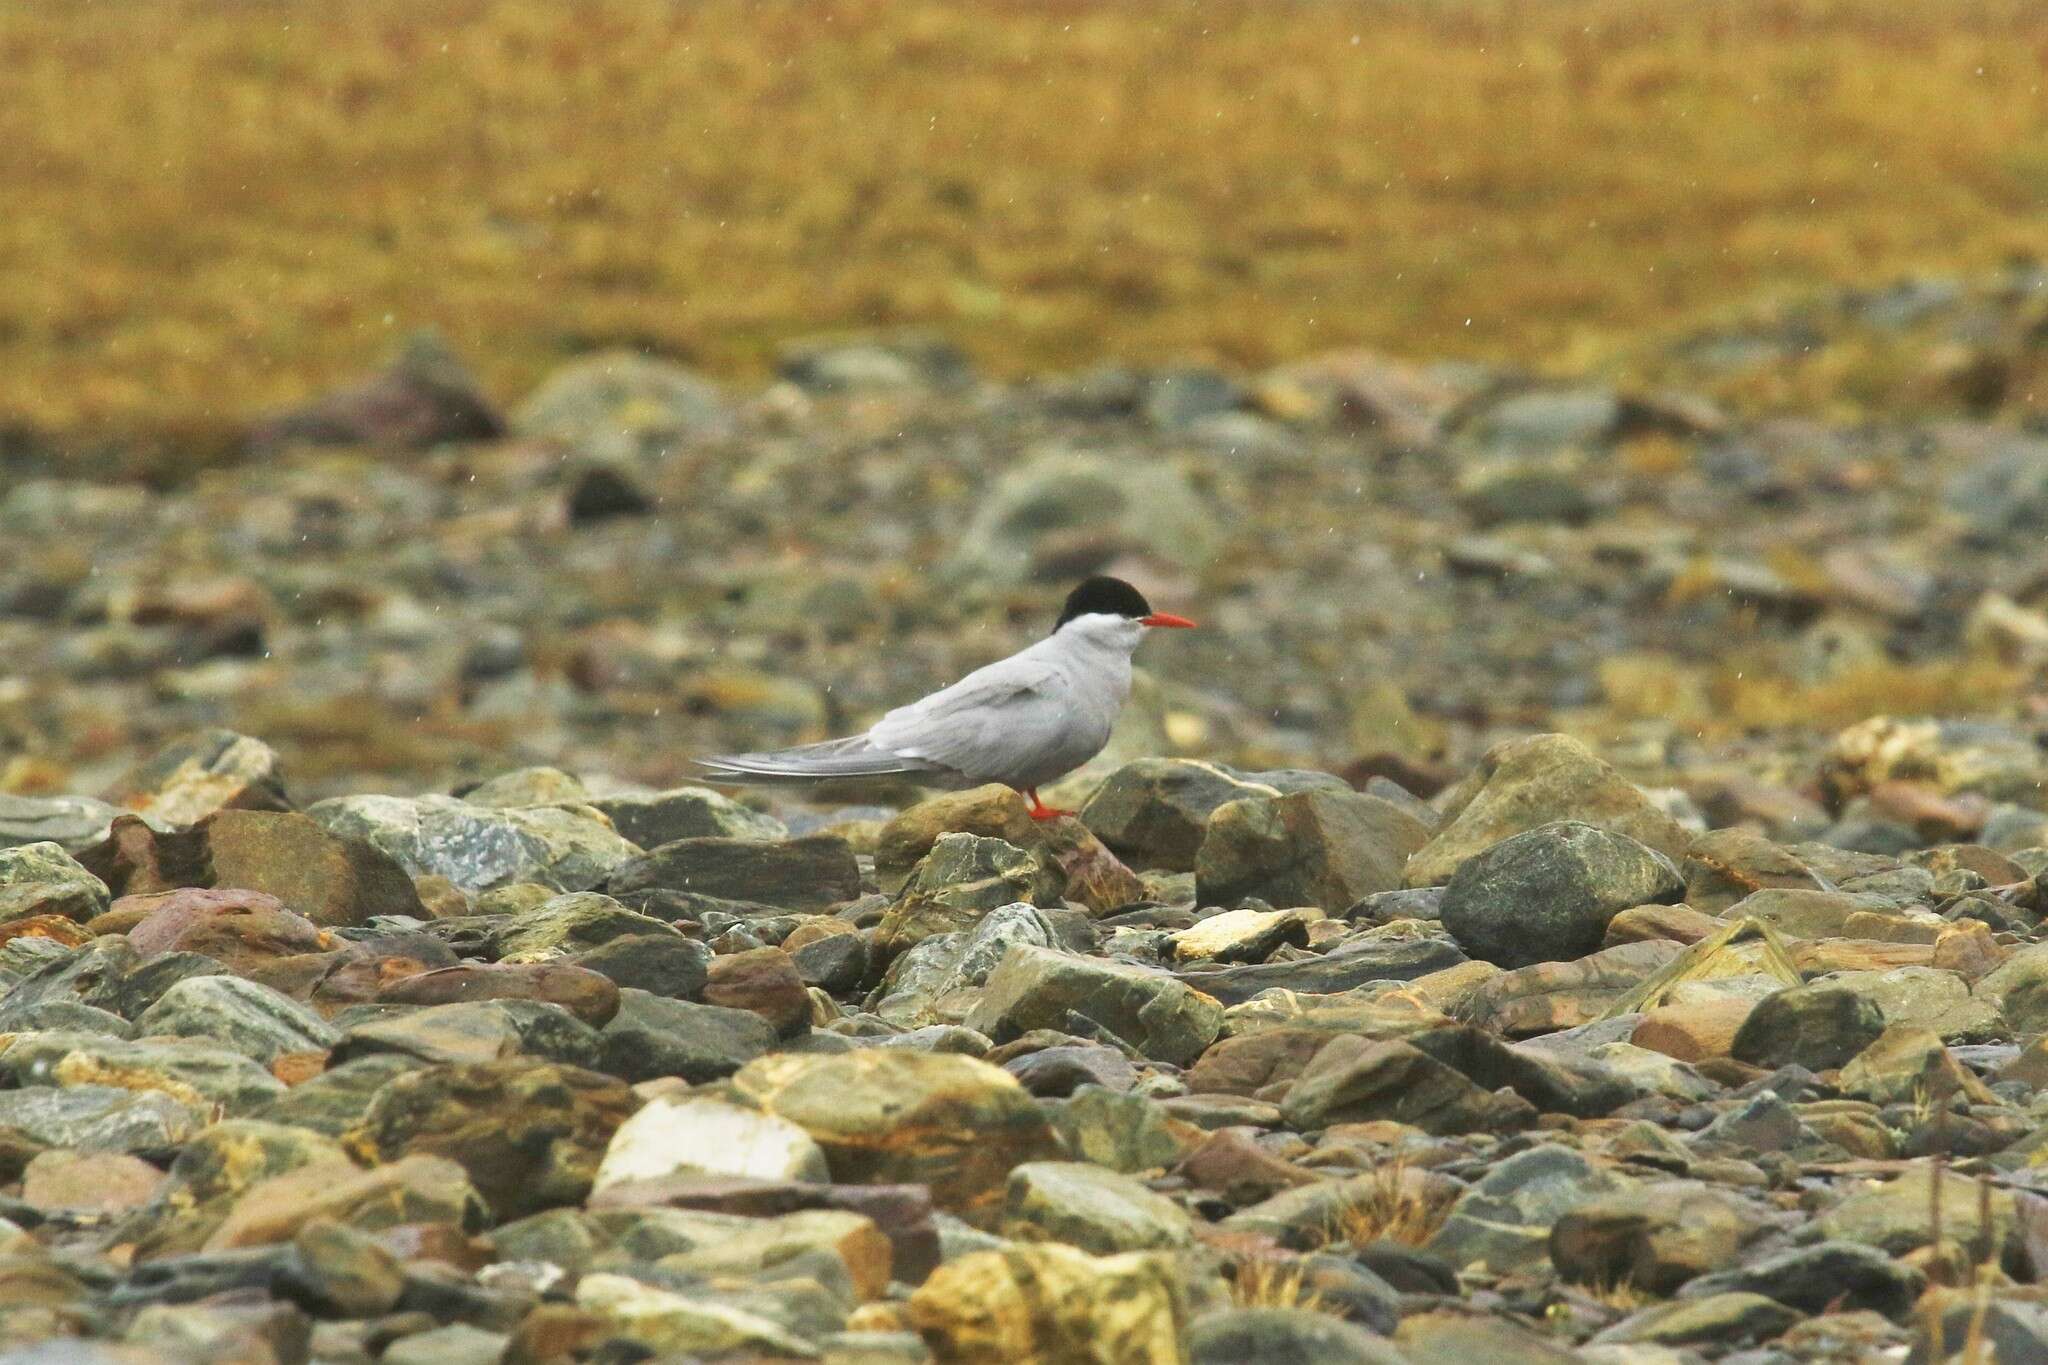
xmin=697 ymin=576 xmax=1196 ymax=819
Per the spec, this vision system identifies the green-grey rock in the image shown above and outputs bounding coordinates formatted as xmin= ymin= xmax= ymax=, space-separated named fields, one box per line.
xmin=331 ymin=999 xmax=602 ymax=1069
xmin=490 ymin=891 xmax=681 ymax=960
xmin=0 ymin=1031 xmax=284 ymax=1115
xmin=305 ymin=793 xmax=640 ymax=892
xmin=135 ymin=976 xmax=339 ymax=1063
xmin=1405 ymin=734 xmax=1694 ymax=887
xmin=1080 ymin=759 xmax=1349 ymax=873
xmin=254 ymin=1054 xmax=423 ymax=1138
xmin=602 ymin=834 xmax=862 ymax=911
xmin=0 ymin=1085 xmax=203 ymax=1154
xmin=598 ymin=989 xmax=778 ymax=1083
xmin=0 ymin=841 xmax=108 ymax=924
xmin=1196 ymin=789 xmax=1431 ymax=912
xmin=966 ymin=944 xmax=1223 ymax=1066
xmin=1426 ymin=1144 xmax=1630 ymax=1273
xmin=1440 ymin=820 xmax=1683 ymax=968
xmin=1730 ymin=983 xmax=1886 ymax=1071
xmin=1003 ymin=1161 xmax=1194 ymax=1253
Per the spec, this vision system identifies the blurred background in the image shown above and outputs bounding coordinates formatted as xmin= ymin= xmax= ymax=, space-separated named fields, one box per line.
xmin=3 ymin=0 xmax=2047 ymax=823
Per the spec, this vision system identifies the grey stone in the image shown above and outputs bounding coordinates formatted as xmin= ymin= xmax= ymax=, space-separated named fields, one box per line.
xmin=1002 ymin=1161 xmax=1194 ymax=1253
xmin=965 ymin=944 xmax=1223 ymax=1065
xmin=306 ymin=793 xmax=640 ymax=892
xmin=0 ymin=841 xmax=109 ymax=924
xmin=136 ymin=976 xmax=339 ymax=1063
xmin=1179 ymin=934 xmax=1466 ymax=1006
xmin=572 ymin=933 xmax=711 ymax=1000
xmin=1190 ymin=1309 xmax=1407 ymax=1365
xmin=598 ymin=989 xmax=778 ymax=1083
xmin=0 ymin=795 xmax=119 ymax=854
xmin=603 ymin=834 xmax=863 ymax=910
xmin=588 ymin=786 xmax=786 ymax=847
xmin=944 ymin=448 xmax=1220 ymax=584
xmin=1730 ymin=983 xmax=1886 ymax=1071
xmin=1441 ymin=821 xmax=1683 ymax=969
xmin=1427 ymin=1144 xmax=1631 ymax=1273
xmin=1079 ymin=759 xmax=1348 ymax=872
xmin=513 ymin=351 xmax=727 ymax=461
xmin=0 ymin=1085 xmax=203 ymax=1153
xmin=1197 ymin=789 xmax=1432 ymax=912
xmin=1681 ymin=1240 xmax=1924 ymax=1319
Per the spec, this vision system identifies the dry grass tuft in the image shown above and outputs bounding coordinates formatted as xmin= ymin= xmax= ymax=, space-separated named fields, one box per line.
xmin=3 ymin=0 xmax=2045 ymax=437
xmin=1323 ymin=1163 xmax=1450 ymax=1249
xmin=1229 ymin=1257 xmax=1330 ymax=1315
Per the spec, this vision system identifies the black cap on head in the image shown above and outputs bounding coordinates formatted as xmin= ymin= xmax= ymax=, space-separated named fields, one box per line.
xmin=1054 ymin=575 xmax=1153 ymax=631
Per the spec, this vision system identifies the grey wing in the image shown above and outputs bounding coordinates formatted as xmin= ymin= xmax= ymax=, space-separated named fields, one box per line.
xmin=865 ymin=657 xmax=1073 ymax=786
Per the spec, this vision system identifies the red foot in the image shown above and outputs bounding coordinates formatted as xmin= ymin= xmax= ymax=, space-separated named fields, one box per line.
xmin=1023 ymin=788 xmax=1072 ymax=822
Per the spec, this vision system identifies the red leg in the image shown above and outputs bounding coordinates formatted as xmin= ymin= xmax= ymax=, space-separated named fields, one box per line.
xmin=1023 ymin=787 xmax=1071 ymax=821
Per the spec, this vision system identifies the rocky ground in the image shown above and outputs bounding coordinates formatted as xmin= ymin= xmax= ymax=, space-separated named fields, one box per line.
xmin=0 ymin=266 xmax=2045 ymax=1362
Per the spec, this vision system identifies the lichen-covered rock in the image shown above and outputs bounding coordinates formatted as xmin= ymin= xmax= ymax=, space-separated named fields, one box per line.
xmin=730 ymin=1050 xmax=1061 ymax=1226
xmin=0 ymin=1030 xmax=285 ymax=1115
xmin=967 ymin=944 xmax=1223 ymax=1066
xmin=1002 ymin=1161 xmax=1195 ymax=1254
xmin=1081 ymin=758 xmax=1350 ymax=872
xmin=601 ymin=833 xmax=862 ymax=909
xmin=1441 ymin=821 xmax=1684 ymax=968
xmin=343 ymin=1059 xmax=637 ymax=1219
xmin=907 ymin=1242 xmax=1188 ymax=1364
xmin=1198 ymin=789 xmax=1430 ymax=912
xmin=135 ymin=975 xmax=340 ymax=1063
xmin=877 ymin=833 xmax=1058 ymax=957
xmin=205 ymin=1153 xmax=488 ymax=1250
xmin=1405 ymin=734 xmax=1695 ymax=887
xmin=331 ymin=999 xmax=602 ymax=1070
xmin=104 ymin=729 xmax=291 ymax=828
xmin=0 ymin=841 xmax=110 ymax=926
xmin=305 ymin=793 xmax=639 ymax=892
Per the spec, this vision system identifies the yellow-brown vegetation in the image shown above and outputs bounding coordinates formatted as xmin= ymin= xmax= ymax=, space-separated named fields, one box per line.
xmin=5 ymin=0 xmax=2045 ymax=436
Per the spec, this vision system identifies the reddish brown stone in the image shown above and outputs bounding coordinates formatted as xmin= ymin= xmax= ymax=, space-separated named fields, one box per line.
xmin=703 ymin=946 xmax=811 ymax=1038
xmin=123 ymin=887 xmax=327 ymax=972
xmin=80 ymin=815 xmax=213 ymax=898
xmin=1603 ymin=903 xmax=1722 ymax=947
xmin=1184 ymin=1029 xmax=1333 ymax=1097
xmin=1178 ymin=1129 xmax=1319 ymax=1204
xmin=1932 ymin=922 xmax=2006 ymax=983
xmin=1631 ymin=998 xmax=1757 ymax=1062
xmin=79 ymin=808 xmax=421 ymax=927
xmin=377 ymin=963 xmax=621 ymax=1028
xmin=1681 ymin=828 xmax=1828 ymax=914
xmin=1866 ymin=783 xmax=1989 ymax=843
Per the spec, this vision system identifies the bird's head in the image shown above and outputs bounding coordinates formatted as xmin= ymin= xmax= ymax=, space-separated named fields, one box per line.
xmin=1052 ymin=575 xmax=1196 ymax=650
